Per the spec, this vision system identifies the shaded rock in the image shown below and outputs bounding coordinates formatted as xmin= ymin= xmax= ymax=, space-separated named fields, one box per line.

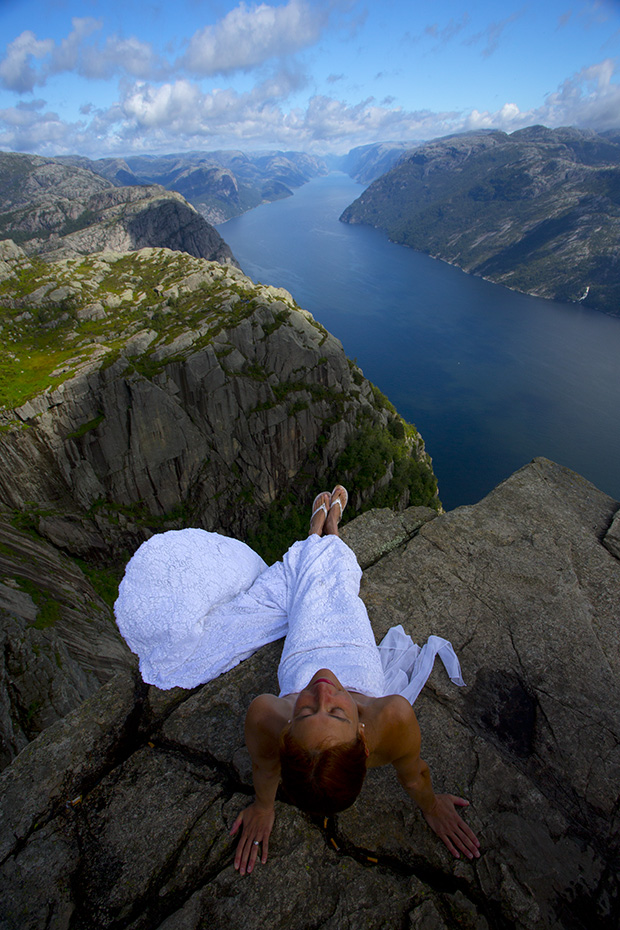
xmin=0 ymin=250 xmax=436 ymax=544
xmin=603 ymin=508 xmax=620 ymax=559
xmin=0 ymin=458 xmax=617 ymax=929
xmin=0 ymin=610 xmax=94 ymax=768
xmin=0 ymin=515 xmax=129 ymax=680
xmin=0 ymin=514 xmax=131 ymax=765
xmin=0 ymin=152 xmax=235 ymax=265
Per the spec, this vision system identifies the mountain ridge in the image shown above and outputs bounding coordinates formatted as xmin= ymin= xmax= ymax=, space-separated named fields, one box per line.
xmin=0 ymin=151 xmax=236 ymax=264
xmin=56 ymin=149 xmax=328 ymax=224
xmin=340 ymin=125 xmax=620 ymax=316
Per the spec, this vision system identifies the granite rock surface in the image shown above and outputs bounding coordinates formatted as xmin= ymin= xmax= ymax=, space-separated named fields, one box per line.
xmin=0 ymin=245 xmax=435 ymax=763
xmin=0 ymin=152 xmax=235 ymax=265
xmin=1 ymin=457 xmax=617 ymax=930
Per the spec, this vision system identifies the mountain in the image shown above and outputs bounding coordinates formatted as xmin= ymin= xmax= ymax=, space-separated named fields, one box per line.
xmin=336 ymin=141 xmax=420 ymax=184
xmin=1 ymin=457 xmax=618 ymax=930
xmin=340 ymin=126 xmax=620 ymax=316
xmin=57 ymin=150 xmax=328 ymax=224
xmin=0 ymin=151 xmax=235 ymax=264
xmin=0 ymin=239 xmax=438 ymax=760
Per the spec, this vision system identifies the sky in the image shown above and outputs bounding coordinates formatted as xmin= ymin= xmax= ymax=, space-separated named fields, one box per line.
xmin=1 ymin=0 xmax=620 ymax=158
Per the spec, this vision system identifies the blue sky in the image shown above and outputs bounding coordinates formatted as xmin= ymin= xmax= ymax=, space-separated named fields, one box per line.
xmin=1 ymin=0 xmax=619 ymax=156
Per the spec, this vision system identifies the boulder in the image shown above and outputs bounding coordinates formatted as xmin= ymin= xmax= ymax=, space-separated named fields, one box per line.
xmin=0 ymin=458 xmax=617 ymax=929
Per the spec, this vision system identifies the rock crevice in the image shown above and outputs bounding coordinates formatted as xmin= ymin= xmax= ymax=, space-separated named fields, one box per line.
xmin=0 ymin=458 xmax=618 ymax=929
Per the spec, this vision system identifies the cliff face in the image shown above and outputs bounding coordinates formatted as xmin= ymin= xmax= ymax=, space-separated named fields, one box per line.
xmin=0 ymin=241 xmax=437 ymax=759
xmin=0 ymin=243 xmax=435 ymax=537
xmin=0 ymin=514 xmax=130 ymax=767
xmin=0 ymin=152 xmax=236 ymax=264
xmin=340 ymin=126 xmax=620 ymax=316
xmin=338 ymin=140 xmax=419 ymax=184
xmin=0 ymin=458 xmax=617 ymax=930
xmin=57 ymin=150 xmax=329 ymax=224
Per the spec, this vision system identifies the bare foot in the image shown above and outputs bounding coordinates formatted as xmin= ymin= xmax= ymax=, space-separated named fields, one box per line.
xmin=309 ymin=491 xmax=331 ymax=536
xmin=324 ymin=485 xmax=348 ymax=536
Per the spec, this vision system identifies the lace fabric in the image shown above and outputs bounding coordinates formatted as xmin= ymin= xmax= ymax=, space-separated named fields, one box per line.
xmin=114 ymin=530 xmax=465 ymax=701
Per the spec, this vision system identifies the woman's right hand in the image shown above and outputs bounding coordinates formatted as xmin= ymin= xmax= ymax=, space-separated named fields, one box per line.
xmin=230 ymin=802 xmax=275 ymax=875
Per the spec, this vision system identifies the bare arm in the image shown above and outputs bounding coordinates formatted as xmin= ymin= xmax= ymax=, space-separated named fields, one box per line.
xmin=385 ymin=699 xmax=480 ymax=860
xmin=230 ymin=695 xmax=283 ymax=875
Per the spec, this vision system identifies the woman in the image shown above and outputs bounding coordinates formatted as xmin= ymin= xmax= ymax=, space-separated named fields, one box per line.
xmin=115 ymin=485 xmax=480 ymax=877
xmin=228 ymin=486 xmax=480 ymax=875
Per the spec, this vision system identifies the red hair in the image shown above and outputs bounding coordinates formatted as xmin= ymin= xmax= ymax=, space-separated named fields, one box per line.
xmin=279 ymin=729 xmax=368 ymax=815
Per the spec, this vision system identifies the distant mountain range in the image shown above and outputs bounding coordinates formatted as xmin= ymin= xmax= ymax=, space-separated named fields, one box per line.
xmin=57 ymin=150 xmax=328 ymax=224
xmin=0 ymin=151 xmax=235 ymax=264
xmin=341 ymin=126 xmax=620 ymax=317
xmin=332 ymin=141 xmax=420 ymax=185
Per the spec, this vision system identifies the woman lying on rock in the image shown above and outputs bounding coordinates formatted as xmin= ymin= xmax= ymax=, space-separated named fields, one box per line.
xmin=115 ymin=485 xmax=480 ymax=876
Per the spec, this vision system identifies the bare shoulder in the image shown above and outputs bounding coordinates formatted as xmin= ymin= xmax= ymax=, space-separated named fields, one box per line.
xmin=365 ymin=695 xmax=421 ymax=768
xmin=366 ymin=694 xmax=417 ymax=728
xmin=245 ymin=693 xmax=289 ymax=744
xmin=246 ymin=692 xmax=286 ymax=721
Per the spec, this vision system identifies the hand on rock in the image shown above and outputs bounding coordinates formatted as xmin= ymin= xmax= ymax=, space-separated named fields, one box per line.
xmin=230 ymin=802 xmax=275 ymax=875
xmin=422 ymin=794 xmax=480 ymax=860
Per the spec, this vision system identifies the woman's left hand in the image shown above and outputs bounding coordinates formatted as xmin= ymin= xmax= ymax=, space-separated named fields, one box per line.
xmin=230 ymin=802 xmax=275 ymax=875
xmin=422 ymin=794 xmax=480 ymax=859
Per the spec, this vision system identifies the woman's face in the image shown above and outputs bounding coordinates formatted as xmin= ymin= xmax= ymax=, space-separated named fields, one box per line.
xmin=289 ymin=669 xmax=360 ymax=750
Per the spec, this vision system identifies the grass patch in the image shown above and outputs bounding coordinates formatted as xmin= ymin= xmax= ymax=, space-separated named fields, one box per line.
xmin=74 ymin=558 xmax=122 ymax=610
xmin=0 ymin=336 xmax=81 ymax=409
xmin=15 ymin=576 xmax=62 ymax=629
xmin=67 ymin=413 xmax=105 ymax=440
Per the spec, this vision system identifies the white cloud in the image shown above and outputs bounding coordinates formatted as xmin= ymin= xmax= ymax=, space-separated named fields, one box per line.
xmin=463 ymin=59 xmax=620 ymax=133
xmin=79 ymin=35 xmax=167 ymax=81
xmin=540 ymin=58 xmax=620 ymax=128
xmin=0 ymin=102 xmax=89 ymax=154
xmin=1 ymin=57 xmax=619 ymax=157
xmin=180 ymin=0 xmax=328 ymax=75
xmin=0 ymin=18 xmax=167 ymax=92
xmin=0 ymin=2 xmax=327 ymax=93
xmin=50 ymin=18 xmax=101 ymax=73
xmin=0 ymin=30 xmax=54 ymax=93
xmin=465 ymin=8 xmax=526 ymax=58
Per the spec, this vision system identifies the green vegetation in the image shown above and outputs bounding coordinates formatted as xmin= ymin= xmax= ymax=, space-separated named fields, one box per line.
xmin=327 ymin=421 xmax=438 ymax=512
xmin=246 ymin=411 xmax=438 ymax=564
xmin=74 ymin=558 xmax=122 ymax=610
xmin=67 ymin=413 xmax=105 ymax=440
xmin=0 ymin=248 xmax=302 ymax=409
xmin=245 ymin=490 xmax=311 ymax=565
xmin=15 ymin=576 xmax=62 ymax=629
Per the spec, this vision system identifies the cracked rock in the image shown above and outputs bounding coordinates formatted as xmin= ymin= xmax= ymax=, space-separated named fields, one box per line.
xmin=0 ymin=458 xmax=618 ymax=929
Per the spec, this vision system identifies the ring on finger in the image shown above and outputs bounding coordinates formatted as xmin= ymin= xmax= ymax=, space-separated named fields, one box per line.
xmin=253 ymin=840 xmax=260 ymax=846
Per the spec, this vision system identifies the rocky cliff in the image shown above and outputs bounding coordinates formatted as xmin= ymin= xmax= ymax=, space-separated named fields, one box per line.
xmin=0 ymin=152 xmax=235 ymax=264
xmin=340 ymin=126 xmax=620 ymax=316
xmin=57 ymin=150 xmax=328 ymax=224
xmin=0 ymin=240 xmax=437 ymax=761
xmin=336 ymin=140 xmax=419 ymax=185
xmin=0 ymin=513 xmax=130 ymax=767
xmin=0 ymin=458 xmax=617 ymax=930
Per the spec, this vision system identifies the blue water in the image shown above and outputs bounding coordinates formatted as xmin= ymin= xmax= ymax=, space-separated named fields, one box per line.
xmin=218 ymin=173 xmax=620 ymax=511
